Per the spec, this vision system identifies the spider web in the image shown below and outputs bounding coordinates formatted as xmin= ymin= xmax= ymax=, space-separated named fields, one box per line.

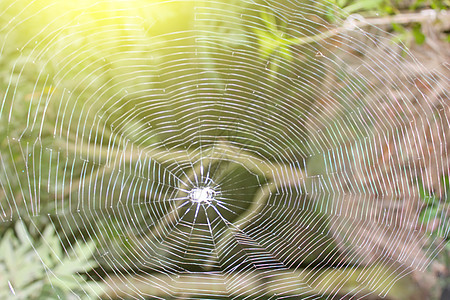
xmin=0 ymin=0 xmax=449 ymax=299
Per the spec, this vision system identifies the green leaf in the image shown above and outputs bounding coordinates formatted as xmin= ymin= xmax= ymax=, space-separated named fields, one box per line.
xmin=260 ymin=10 xmax=278 ymax=34
xmin=18 ymin=281 xmax=45 ymax=299
xmin=422 ymin=195 xmax=439 ymax=205
xmin=15 ymin=221 xmax=31 ymax=244
xmin=412 ymin=23 xmax=426 ymax=45
xmin=337 ymin=0 xmax=348 ymax=7
xmin=383 ymin=5 xmax=395 ymax=14
xmin=2 ymin=233 xmax=16 ymax=273
xmin=430 ymin=0 xmax=449 ymax=9
xmin=417 ymin=178 xmax=439 ymax=205
xmin=419 ymin=206 xmax=440 ymax=224
xmin=391 ymin=23 xmax=405 ymax=33
xmin=254 ymin=9 xmax=296 ymax=64
xmin=409 ymin=0 xmax=427 ymax=10
xmin=269 ymin=59 xmax=279 ymax=78
xmin=443 ymin=175 xmax=449 ymax=194
xmin=343 ymin=0 xmax=384 ymax=14
xmin=324 ymin=4 xmax=337 ymax=22
xmin=253 ymin=29 xmax=280 ymax=60
xmin=39 ymin=284 xmax=67 ymax=300
xmin=0 ymin=230 xmax=14 ymax=257
xmin=279 ymin=45 xmax=293 ymax=62
xmin=443 ymin=175 xmax=450 ymax=204
xmin=417 ymin=181 xmax=429 ymax=199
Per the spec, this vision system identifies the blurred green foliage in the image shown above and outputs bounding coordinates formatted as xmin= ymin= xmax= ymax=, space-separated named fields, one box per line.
xmin=0 ymin=221 xmax=102 ymax=299
xmin=0 ymin=0 xmax=448 ymax=298
xmin=328 ymin=0 xmax=449 ymax=45
xmin=417 ymin=175 xmax=450 ymax=300
xmin=418 ymin=175 xmax=449 ymax=237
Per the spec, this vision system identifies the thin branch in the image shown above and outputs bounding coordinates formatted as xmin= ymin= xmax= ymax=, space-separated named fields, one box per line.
xmin=288 ymin=9 xmax=449 ymax=46
xmin=101 ymin=264 xmax=422 ymax=299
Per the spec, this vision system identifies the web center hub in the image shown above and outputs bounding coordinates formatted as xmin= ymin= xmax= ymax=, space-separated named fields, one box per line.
xmin=189 ymin=187 xmax=216 ymax=204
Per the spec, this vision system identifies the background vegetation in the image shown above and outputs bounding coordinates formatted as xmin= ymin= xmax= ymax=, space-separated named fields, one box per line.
xmin=0 ymin=0 xmax=448 ymax=299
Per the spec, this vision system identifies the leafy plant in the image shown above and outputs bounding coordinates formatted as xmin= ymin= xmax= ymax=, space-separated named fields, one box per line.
xmin=252 ymin=10 xmax=295 ymax=78
xmin=0 ymin=221 xmax=104 ymax=299
xmin=390 ymin=21 xmax=428 ymax=50
xmin=417 ymin=175 xmax=450 ymax=300
xmin=338 ymin=0 xmax=389 ymax=14
xmin=326 ymin=0 xmax=401 ymax=19
xmin=418 ymin=175 xmax=449 ymax=235
xmin=411 ymin=0 xmax=450 ymax=10
xmin=253 ymin=10 xmax=336 ymax=78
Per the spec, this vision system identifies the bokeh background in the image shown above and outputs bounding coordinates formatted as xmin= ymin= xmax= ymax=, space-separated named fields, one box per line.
xmin=0 ymin=0 xmax=449 ymax=299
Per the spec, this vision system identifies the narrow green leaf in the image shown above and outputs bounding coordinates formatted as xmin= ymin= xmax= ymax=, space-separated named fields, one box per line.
xmin=39 ymin=284 xmax=67 ymax=300
xmin=337 ymin=0 xmax=348 ymax=8
xmin=443 ymin=175 xmax=449 ymax=193
xmin=253 ymin=29 xmax=280 ymax=60
xmin=279 ymin=45 xmax=293 ymax=61
xmin=3 ymin=234 xmax=16 ymax=273
xmin=343 ymin=0 xmax=384 ymax=13
xmin=15 ymin=221 xmax=31 ymax=244
xmin=410 ymin=0 xmax=427 ymax=10
xmin=412 ymin=23 xmax=426 ymax=45
xmin=430 ymin=0 xmax=447 ymax=10
xmin=325 ymin=4 xmax=337 ymax=22
xmin=260 ymin=10 xmax=278 ymax=34
xmin=417 ymin=178 xmax=437 ymax=204
xmin=0 ymin=230 xmax=14 ymax=257
xmin=419 ymin=206 xmax=440 ymax=224
xmin=391 ymin=23 xmax=405 ymax=33
xmin=268 ymin=60 xmax=279 ymax=79
xmin=264 ymin=40 xmax=281 ymax=60
xmin=384 ymin=5 xmax=394 ymax=14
